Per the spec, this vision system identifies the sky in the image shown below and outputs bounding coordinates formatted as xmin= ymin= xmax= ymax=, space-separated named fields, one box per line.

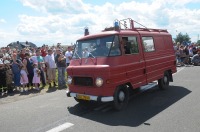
xmin=0 ymin=0 xmax=200 ymax=47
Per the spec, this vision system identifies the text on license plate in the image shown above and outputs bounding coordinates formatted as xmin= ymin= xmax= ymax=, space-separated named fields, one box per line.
xmin=76 ymin=94 xmax=90 ymax=100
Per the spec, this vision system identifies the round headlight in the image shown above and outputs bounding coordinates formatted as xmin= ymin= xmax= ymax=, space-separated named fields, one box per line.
xmin=67 ymin=76 xmax=72 ymax=84
xmin=95 ymin=77 xmax=103 ymax=87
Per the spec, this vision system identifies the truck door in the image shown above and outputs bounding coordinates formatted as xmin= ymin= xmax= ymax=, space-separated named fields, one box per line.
xmin=122 ymin=35 xmax=147 ymax=88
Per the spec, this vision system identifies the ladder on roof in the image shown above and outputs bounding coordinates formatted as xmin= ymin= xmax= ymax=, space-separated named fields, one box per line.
xmin=114 ymin=18 xmax=168 ymax=33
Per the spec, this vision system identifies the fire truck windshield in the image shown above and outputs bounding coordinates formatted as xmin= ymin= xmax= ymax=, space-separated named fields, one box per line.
xmin=72 ymin=35 xmax=121 ymax=59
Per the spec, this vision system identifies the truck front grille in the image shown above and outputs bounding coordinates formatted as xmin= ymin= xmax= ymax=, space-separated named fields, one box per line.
xmin=74 ymin=77 xmax=93 ymax=86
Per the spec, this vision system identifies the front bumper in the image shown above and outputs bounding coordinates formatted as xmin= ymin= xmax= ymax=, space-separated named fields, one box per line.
xmin=66 ymin=90 xmax=114 ymax=102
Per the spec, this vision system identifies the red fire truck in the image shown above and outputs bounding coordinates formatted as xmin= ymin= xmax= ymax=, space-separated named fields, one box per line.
xmin=66 ymin=18 xmax=177 ymax=110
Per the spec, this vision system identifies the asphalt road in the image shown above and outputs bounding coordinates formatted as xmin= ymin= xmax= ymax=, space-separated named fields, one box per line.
xmin=0 ymin=66 xmax=200 ymax=132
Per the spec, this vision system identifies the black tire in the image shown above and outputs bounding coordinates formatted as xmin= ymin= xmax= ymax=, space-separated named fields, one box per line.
xmin=113 ymin=86 xmax=129 ymax=111
xmin=158 ymin=71 xmax=170 ymax=90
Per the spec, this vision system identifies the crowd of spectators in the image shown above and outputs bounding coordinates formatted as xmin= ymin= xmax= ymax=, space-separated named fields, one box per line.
xmin=174 ymin=42 xmax=200 ymax=66
xmin=0 ymin=43 xmax=73 ymax=94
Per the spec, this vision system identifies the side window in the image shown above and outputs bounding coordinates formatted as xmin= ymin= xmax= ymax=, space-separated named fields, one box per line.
xmin=142 ymin=37 xmax=155 ymax=52
xmin=123 ymin=36 xmax=139 ymax=55
xmin=109 ymin=35 xmax=121 ymax=56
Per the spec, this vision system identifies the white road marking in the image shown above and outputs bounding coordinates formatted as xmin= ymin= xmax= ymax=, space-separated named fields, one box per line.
xmin=46 ymin=122 xmax=74 ymax=132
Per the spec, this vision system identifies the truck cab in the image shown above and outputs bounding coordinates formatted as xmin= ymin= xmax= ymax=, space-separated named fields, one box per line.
xmin=66 ymin=18 xmax=177 ymax=110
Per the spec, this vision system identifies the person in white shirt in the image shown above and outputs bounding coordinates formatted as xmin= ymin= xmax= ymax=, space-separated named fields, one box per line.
xmin=65 ymin=46 xmax=72 ymax=67
xmin=45 ymin=49 xmax=57 ymax=88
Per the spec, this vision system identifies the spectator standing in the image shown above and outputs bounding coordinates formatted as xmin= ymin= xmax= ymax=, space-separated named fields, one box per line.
xmin=55 ymin=49 xmax=66 ymax=88
xmin=2 ymin=48 xmax=11 ymax=60
xmin=31 ymin=48 xmax=36 ymax=55
xmin=184 ymin=45 xmax=189 ymax=65
xmin=25 ymin=48 xmax=31 ymax=56
xmin=30 ymin=53 xmax=38 ymax=64
xmin=36 ymin=49 xmax=46 ymax=87
xmin=189 ymin=45 xmax=194 ymax=57
xmin=5 ymin=46 xmax=11 ymax=56
xmin=45 ymin=49 xmax=57 ymax=88
xmin=65 ymin=46 xmax=72 ymax=67
xmin=0 ymin=54 xmax=3 ymax=65
xmin=11 ymin=53 xmax=22 ymax=89
xmin=19 ymin=48 xmax=26 ymax=61
xmin=23 ymin=53 xmax=34 ymax=89
xmin=179 ymin=45 xmax=186 ymax=66
xmin=192 ymin=43 xmax=198 ymax=55
xmin=175 ymin=46 xmax=181 ymax=66
xmin=32 ymin=63 xmax=40 ymax=90
xmin=41 ymin=45 xmax=47 ymax=58
xmin=20 ymin=64 xmax=28 ymax=92
xmin=2 ymin=48 xmax=11 ymax=64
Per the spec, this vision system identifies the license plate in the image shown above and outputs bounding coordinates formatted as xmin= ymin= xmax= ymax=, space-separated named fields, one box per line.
xmin=76 ymin=94 xmax=90 ymax=101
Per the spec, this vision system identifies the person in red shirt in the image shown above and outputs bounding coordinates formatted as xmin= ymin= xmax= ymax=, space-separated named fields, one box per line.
xmin=41 ymin=45 xmax=47 ymax=57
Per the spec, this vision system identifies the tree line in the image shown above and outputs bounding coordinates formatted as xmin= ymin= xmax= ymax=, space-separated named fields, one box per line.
xmin=174 ymin=32 xmax=200 ymax=45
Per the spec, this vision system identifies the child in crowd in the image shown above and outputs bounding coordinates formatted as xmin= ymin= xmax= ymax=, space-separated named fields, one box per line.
xmin=20 ymin=64 xmax=29 ymax=92
xmin=32 ymin=63 xmax=40 ymax=90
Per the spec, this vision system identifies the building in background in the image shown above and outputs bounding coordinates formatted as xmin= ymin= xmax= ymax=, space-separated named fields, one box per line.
xmin=7 ymin=41 xmax=37 ymax=50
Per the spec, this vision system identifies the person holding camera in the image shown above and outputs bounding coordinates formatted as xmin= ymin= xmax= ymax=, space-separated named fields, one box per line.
xmin=55 ymin=49 xmax=66 ymax=89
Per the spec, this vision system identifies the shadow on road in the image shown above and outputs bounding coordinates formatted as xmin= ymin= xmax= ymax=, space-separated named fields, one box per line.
xmin=46 ymin=87 xmax=57 ymax=93
xmin=68 ymin=85 xmax=191 ymax=127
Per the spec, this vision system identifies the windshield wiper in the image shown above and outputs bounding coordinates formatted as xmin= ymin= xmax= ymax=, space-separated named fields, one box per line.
xmin=73 ymin=51 xmax=82 ymax=65
xmin=87 ymin=53 xmax=97 ymax=65
xmin=89 ymin=53 xmax=95 ymax=58
xmin=74 ymin=51 xmax=81 ymax=59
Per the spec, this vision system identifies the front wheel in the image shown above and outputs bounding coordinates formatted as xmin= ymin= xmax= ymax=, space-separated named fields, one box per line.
xmin=113 ymin=86 xmax=129 ymax=111
xmin=158 ymin=71 xmax=170 ymax=90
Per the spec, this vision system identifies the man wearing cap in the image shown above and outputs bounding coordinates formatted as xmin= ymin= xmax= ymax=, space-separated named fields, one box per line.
xmin=55 ymin=49 xmax=66 ymax=88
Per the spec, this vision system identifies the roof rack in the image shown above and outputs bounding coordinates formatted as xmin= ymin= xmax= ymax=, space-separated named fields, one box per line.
xmin=133 ymin=27 xmax=168 ymax=33
xmin=103 ymin=18 xmax=168 ymax=33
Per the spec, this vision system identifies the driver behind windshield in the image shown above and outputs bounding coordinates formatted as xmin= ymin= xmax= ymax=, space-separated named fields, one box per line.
xmin=91 ymin=42 xmax=109 ymax=56
xmin=82 ymin=47 xmax=90 ymax=58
